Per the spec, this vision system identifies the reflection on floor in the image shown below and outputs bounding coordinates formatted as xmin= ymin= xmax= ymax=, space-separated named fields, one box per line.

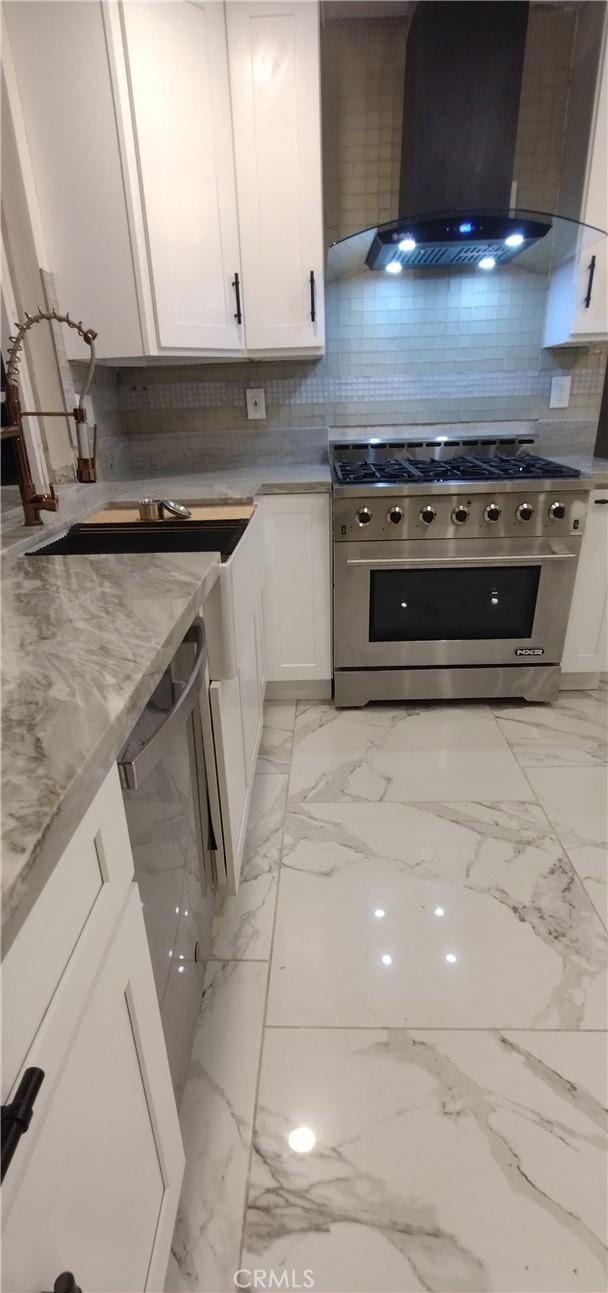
xmin=166 ymin=684 xmax=608 ymax=1293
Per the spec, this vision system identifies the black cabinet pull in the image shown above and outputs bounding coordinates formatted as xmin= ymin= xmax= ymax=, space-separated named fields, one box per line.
xmin=42 ymin=1274 xmax=83 ymax=1293
xmin=594 ymin=497 xmax=608 ymax=504
xmin=309 ymin=269 xmax=316 ymax=323
xmin=584 ymin=254 xmax=597 ymax=309
xmin=1 ymin=1066 xmax=44 ymax=1183
xmin=232 ymin=272 xmax=242 ymax=325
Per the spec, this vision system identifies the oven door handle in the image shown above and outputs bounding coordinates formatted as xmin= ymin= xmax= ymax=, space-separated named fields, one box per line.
xmin=346 ymin=552 xmax=576 ymax=569
xmin=118 ymin=619 xmax=206 ymax=791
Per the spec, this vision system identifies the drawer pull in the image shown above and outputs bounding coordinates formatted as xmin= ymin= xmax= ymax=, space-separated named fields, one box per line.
xmin=1 ymin=1066 xmax=45 ymax=1182
xmin=594 ymin=497 xmax=608 ymax=504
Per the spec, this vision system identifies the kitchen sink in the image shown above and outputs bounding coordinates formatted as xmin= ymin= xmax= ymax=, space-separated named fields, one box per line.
xmin=30 ymin=517 xmax=250 ymax=562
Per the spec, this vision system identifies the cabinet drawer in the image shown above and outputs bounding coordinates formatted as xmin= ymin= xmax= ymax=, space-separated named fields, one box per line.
xmin=2 ymin=765 xmax=134 ymax=1100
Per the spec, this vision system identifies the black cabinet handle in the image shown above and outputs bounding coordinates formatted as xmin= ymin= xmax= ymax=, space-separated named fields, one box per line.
xmin=594 ymin=497 xmax=608 ymax=504
xmin=1 ymin=1066 xmax=44 ymax=1183
xmin=232 ymin=272 xmax=242 ymax=325
xmin=309 ymin=270 xmax=316 ymax=323
xmin=584 ymin=254 xmax=597 ymax=309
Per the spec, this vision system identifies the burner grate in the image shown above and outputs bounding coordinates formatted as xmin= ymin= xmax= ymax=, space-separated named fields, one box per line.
xmin=333 ymin=452 xmax=581 ymax=486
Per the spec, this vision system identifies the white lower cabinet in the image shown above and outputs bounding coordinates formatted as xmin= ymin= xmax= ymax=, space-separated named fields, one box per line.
xmin=562 ymin=489 xmax=608 ymax=680
xmin=261 ymin=493 xmax=332 ymax=686
xmin=2 ymin=768 xmax=184 ymax=1293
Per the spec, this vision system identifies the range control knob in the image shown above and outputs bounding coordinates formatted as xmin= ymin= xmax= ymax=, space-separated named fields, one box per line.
xmin=387 ymin=506 xmax=403 ymax=525
xmin=516 ymin=502 xmax=534 ymax=522
xmin=356 ymin=507 xmax=372 ymax=526
xmin=483 ymin=503 xmax=502 ymax=523
xmin=419 ymin=505 xmax=436 ymax=525
xmin=451 ymin=505 xmax=469 ymax=525
xmin=549 ymin=501 xmax=566 ymax=521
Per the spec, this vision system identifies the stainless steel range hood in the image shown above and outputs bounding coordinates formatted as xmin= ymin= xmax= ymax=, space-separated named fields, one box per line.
xmin=365 ymin=0 xmax=554 ymax=269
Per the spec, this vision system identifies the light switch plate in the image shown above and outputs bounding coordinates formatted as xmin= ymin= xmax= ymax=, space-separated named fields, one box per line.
xmin=549 ymin=375 xmax=572 ymax=409
xmin=246 ymin=387 xmax=266 ymax=419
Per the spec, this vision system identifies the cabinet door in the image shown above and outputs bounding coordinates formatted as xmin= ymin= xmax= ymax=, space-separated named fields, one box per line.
xmin=2 ymin=887 xmax=184 ymax=1293
xmin=122 ymin=0 xmax=244 ymax=353
xmin=562 ymin=491 xmax=608 ymax=674
xmin=262 ymin=494 xmax=332 ymax=682
xmin=569 ymin=233 xmax=608 ymax=340
xmin=226 ymin=0 xmax=325 ymax=353
xmin=4 ymin=1 xmax=144 ymax=359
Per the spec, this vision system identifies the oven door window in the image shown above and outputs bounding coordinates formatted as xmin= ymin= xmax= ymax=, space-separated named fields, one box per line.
xmin=369 ymin=566 xmax=541 ymax=641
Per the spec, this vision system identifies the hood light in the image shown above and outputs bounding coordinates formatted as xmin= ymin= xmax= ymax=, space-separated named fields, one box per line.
xmin=459 ymin=221 xmax=473 ymax=233
xmin=505 ymin=232 xmax=524 ymax=248
xmin=398 ymin=236 xmax=416 ymax=252
xmin=478 ymin=256 xmax=496 ymax=271
xmin=385 ymin=261 xmax=402 ymax=274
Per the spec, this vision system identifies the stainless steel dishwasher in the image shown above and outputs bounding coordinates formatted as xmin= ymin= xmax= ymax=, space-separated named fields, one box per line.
xmin=117 ymin=618 xmax=222 ymax=1108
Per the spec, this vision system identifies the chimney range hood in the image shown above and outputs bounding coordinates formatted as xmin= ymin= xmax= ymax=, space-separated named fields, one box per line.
xmin=365 ymin=0 xmax=552 ymax=270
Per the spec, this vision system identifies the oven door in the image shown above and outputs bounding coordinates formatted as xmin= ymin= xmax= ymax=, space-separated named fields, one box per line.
xmin=334 ymin=537 xmax=579 ymax=668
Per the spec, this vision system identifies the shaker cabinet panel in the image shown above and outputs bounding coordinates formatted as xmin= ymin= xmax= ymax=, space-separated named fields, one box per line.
xmin=121 ymin=0 xmax=245 ymax=353
xmin=262 ymin=493 xmax=332 ymax=682
xmin=226 ymin=0 xmax=325 ymax=353
xmin=2 ymin=886 xmax=184 ymax=1293
xmin=562 ymin=491 xmax=608 ymax=676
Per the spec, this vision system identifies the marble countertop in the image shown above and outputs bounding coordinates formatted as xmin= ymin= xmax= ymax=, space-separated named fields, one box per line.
xmin=1 ymin=548 xmax=220 ymax=952
xmin=1 ymin=464 xmax=329 ymax=952
xmin=1 ymin=465 xmax=331 ymax=558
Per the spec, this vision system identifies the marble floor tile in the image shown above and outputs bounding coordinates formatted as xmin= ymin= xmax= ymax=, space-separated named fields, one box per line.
xmin=211 ymin=775 xmax=287 ymax=960
xmin=492 ymin=690 xmax=608 ymax=767
xmin=165 ymin=960 xmax=267 ymax=1293
xmin=242 ymin=1027 xmax=608 ymax=1293
xmin=527 ymin=766 xmax=608 ymax=931
xmin=258 ymin=704 xmax=297 ymax=777
xmin=289 ymin=704 xmax=532 ymax=804
xmin=267 ymin=800 xmax=607 ymax=1028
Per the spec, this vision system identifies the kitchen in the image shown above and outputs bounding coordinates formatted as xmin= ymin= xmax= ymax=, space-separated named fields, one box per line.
xmin=1 ymin=1 xmax=607 ymax=1291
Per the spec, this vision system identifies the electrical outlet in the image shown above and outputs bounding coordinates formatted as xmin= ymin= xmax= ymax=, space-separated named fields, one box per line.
xmin=246 ymin=387 xmax=266 ymax=420
xmin=549 ymin=375 xmax=572 ymax=409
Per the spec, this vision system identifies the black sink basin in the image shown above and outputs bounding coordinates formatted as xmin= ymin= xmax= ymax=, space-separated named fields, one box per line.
xmin=30 ymin=518 xmax=248 ymax=562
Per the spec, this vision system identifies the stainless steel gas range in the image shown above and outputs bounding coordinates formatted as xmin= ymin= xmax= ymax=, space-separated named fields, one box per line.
xmin=331 ymin=436 xmax=591 ymax=707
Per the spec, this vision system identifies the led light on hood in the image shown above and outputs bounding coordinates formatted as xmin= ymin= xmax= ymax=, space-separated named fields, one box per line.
xmin=505 ymin=232 xmax=524 ymax=247
xmin=478 ymin=256 xmax=496 ymax=271
xmin=459 ymin=222 xmax=473 ymax=233
xmin=398 ymin=236 xmax=416 ymax=252
xmin=385 ymin=261 xmax=402 ymax=274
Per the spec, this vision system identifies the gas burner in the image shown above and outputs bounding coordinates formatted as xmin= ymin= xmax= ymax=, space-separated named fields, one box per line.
xmin=332 ymin=451 xmax=581 ymax=486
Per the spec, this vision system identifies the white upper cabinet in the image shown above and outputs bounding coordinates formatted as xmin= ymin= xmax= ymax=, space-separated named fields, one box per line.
xmin=4 ymin=0 xmax=324 ymax=360
xmin=226 ymin=0 xmax=325 ymax=353
xmin=121 ymin=1 xmax=244 ymax=353
xmin=544 ymin=15 xmax=608 ymax=347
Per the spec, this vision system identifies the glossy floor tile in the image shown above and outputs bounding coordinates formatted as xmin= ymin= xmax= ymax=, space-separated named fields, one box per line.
xmin=526 ymin=765 xmax=608 ymax=930
xmin=211 ymin=774 xmax=287 ymax=960
xmin=165 ymin=960 xmax=267 ymax=1293
xmin=242 ymin=1027 xmax=607 ymax=1293
xmin=492 ymin=690 xmax=608 ymax=767
xmin=257 ymin=703 xmax=297 ymax=775
xmin=268 ymin=800 xmax=607 ymax=1028
xmin=169 ymin=686 xmax=607 ymax=1293
xmin=288 ymin=704 xmax=532 ymax=804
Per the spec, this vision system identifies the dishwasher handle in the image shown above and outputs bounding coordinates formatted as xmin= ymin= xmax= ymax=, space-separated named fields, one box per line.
xmin=118 ymin=619 xmax=206 ymax=791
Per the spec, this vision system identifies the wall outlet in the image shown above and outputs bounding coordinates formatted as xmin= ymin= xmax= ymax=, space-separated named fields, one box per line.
xmin=549 ymin=375 xmax=572 ymax=409
xmin=246 ymin=387 xmax=266 ymax=419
